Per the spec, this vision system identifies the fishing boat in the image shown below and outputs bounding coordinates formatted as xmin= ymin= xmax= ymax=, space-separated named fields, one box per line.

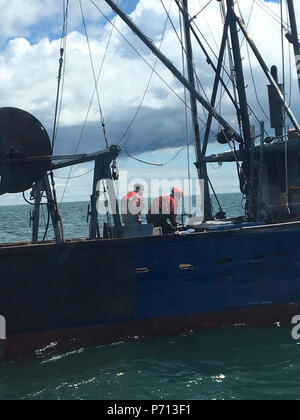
xmin=1 ymin=0 xmax=300 ymax=358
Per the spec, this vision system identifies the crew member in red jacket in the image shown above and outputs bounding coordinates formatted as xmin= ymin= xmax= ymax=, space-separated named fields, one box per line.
xmin=121 ymin=184 xmax=144 ymax=225
xmin=147 ymin=187 xmax=184 ymax=234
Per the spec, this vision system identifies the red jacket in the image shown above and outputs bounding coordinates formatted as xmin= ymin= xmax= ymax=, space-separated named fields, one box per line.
xmin=148 ymin=195 xmax=178 ymax=224
xmin=122 ymin=191 xmax=143 ymax=221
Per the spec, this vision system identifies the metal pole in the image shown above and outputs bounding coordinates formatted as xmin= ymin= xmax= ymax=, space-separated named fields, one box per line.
xmin=226 ymin=0 xmax=252 ymax=152
xmin=182 ymin=0 xmax=212 ymax=221
xmin=43 ymin=176 xmax=63 ymax=243
xmin=31 ymin=180 xmax=42 ymax=243
xmin=89 ymin=158 xmax=102 ymax=240
xmin=202 ymin=17 xmax=230 ymax=157
xmin=236 ymin=14 xmax=300 ymax=133
xmin=174 ymin=0 xmax=240 ymax=116
xmin=89 ymin=157 xmax=123 ymax=240
xmin=102 ymin=0 xmax=242 ymax=142
xmin=258 ymin=121 xmax=265 ymax=222
xmin=287 ymin=0 xmax=300 ymax=93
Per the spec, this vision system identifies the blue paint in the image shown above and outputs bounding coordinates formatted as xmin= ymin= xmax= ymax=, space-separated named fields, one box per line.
xmin=133 ymin=226 xmax=300 ymax=320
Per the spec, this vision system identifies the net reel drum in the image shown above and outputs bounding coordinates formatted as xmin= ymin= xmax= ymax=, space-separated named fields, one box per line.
xmin=0 ymin=108 xmax=52 ymax=195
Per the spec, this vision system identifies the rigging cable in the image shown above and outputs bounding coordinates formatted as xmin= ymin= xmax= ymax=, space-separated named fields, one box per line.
xmin=246 ymin=41 xmax=270 ymax=123
xmin=179 ymin=5 xmax=192 ymax=213
xmin=60 ymin=6 xmax=118 ymax=207
xmin=55 ymin=168 xmax=94 ymax=180
xmin=79 ymin=0 xmax=109 ymax=149
xmin=122 ymin=145 xmax=188 ymax=167
xmin=160 ymin=0 xmax=211 ymax=105
xmin=52 ymin=0 xmax=69 ymax=151
xmin=190 ymin=0 xmax=213 ymax=23
xmin=118 ymin=0 xmax=173 ymax=146
xmin=280 ymin=0 xmax=290 ymax=215
xmin=254 ymin=0 xmax=292 ymax=32
xmin=47 ymin=0 xmax=69 ymax=241
xmin=89 ymin=0 xmax=217 ymax=136
xmin=161 ymin=0 xmax=213 ymax=128
xmin=232 ymin=1 xmax=272 ymax=137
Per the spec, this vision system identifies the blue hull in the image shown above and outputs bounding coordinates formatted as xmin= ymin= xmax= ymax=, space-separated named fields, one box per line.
xmin=1 ymin=222 xmax=300 ymax=356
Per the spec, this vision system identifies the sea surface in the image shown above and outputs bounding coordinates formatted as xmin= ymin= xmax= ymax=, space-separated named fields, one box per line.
xmin=0 ymin=193 xmax=300 ymax=401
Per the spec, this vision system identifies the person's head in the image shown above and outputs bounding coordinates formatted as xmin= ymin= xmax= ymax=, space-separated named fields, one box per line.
xmin=134 ymin=183 xmax=144 ymax=195
xmin=171 ymin=186 xmax=184 ymax=199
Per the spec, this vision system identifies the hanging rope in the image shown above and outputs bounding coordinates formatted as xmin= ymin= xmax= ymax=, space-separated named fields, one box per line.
xmin=47 ymin=0 xmax=69 ymax=242
xmin=79 ymin=0 xmax=109 ymax=149
xmin=52 ymin=0 xmax=69 ymax=151
xmin=122 ymin=145 xmax=188 ymax=167
xmin=60 ymin=7 xmax=118 ymax=207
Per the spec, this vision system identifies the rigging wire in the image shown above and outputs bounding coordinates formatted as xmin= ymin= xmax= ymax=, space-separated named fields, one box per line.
xmin=89 ymin=0 xmax=216 ymax=135
xmin=122 ymin=145 xmax=188 ymax=167
xmin=118 ymin=0 xmax=172 ymax=146
xmin=280 ymin=0 xmax=290 ymax=214
xmin=190 ymin=0 xmax=213 ymax=23
xmin=179 ymin=5 xmax=192 ymax=213
xmin=163 ymin=0 xmax=210 ymax=105
xmin=196 ymin=0 xmax=219 ymax=52
xmin=246 ymin=42 xmax=270 ymax=123
xmin=254 ymin=0 xmax=293 ymax=32
xmin=235 ymin=0 xmax=273 ymax=138
xmin=55 ymin=168 xmax=94 ymax=180
xmin=79 ymin=0 xmax=109 ymax=149
xmin=160 ymin=0 xmax=212 ymax=126
xmin=52 ymin=0 xmax=69 ymax=151
xmin=60 ymin=1 xmax=118 ymax=206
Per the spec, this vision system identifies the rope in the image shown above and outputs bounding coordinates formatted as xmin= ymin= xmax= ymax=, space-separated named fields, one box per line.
xmin=122 ymin=145 xmax=188 ymax=167
xmin=179 ymin=7 xmax=192 ymax=213
xmin=52 ymin=0 xmax=69 ymax=151
xmin=246 ymin=42 xmax=270 ymax=123
xmin=55 ymin=168 xmax=94 ymax=180
xmin=88 ymin=0 xmax=216 ymax=136
xmin=79 ymin=0 xmax=109 ymax=149
xmin=254 ymin=0 xmax=293 ymax=32
xmin=280 ymin=0 xmax=290 ymax=214
xmin=60 ymin=2 xmax=118 ymax=206
xmin=190 ymin=0 xmax=213 ymax=23
xmin=118 ymin=0 xmax=172 ymax=146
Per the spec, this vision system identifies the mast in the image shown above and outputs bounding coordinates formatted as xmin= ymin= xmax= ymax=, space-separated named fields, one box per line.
xmin=103 ymin=0 xmax=242 ymax=142
xmin=181 ymin=0 xmax=212 ymax=221
xmin=226 ymin=0 xmax=254 ymax=216
xmin=286 ymin=0 xmax=300 ymax=93
xmin=226 ymin=0 xmax=251 ymax=153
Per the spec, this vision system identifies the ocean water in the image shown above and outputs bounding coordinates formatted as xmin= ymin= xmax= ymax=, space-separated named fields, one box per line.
xmin=1 ymin=193 xmax=300 ymax=401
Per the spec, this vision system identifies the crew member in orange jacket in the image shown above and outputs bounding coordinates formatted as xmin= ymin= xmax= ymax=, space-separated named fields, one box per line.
xmin=121 ymin=184 xmax=144 ymax=225
xmin=147 ymin=187 xmax=184 ymax=234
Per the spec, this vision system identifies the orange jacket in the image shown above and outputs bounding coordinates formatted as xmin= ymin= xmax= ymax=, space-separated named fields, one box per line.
xmin=148 ymin=195 xmax=178 ymax=224
xmin=122 ymin=191 xmax=143 ymax=221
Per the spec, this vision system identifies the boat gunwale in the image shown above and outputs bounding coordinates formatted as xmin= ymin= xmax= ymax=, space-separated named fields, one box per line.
xmin=0 ymin=219 xmax=300 ymax=255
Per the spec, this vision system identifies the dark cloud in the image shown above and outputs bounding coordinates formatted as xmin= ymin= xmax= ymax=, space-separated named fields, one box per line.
xmin=53 ymin=106 xmax=192 ymax=156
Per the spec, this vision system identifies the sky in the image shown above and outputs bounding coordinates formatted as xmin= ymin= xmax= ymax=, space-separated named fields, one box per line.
xmin=0 ymin=0 xmax=299 ymax=205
